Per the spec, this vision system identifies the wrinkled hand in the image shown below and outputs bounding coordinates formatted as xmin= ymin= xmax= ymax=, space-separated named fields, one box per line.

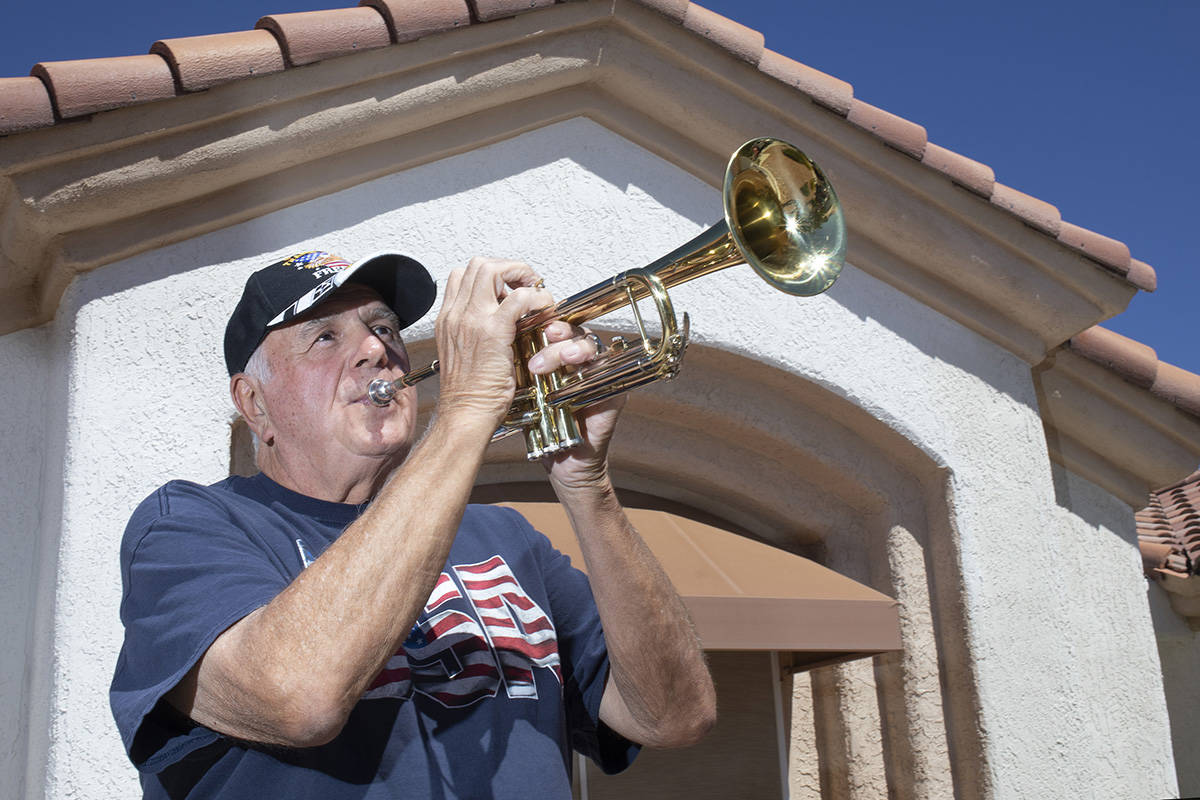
xmin=527 ymin=321 xmax=625 ymax=493
xmin=435 ymin=257 xmax=553 ymax=425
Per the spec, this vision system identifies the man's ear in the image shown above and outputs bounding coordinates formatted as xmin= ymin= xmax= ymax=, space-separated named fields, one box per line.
xmin=230 ymin=374 xmax=273 ymax=446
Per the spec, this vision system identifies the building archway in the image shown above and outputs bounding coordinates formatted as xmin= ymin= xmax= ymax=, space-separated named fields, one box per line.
xmin=395 ymin=333 xmax=989 ymax=798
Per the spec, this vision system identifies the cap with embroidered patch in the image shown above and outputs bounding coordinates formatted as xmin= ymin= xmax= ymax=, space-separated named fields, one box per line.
xmin=223 ymin=251 xmax=436 ymax=376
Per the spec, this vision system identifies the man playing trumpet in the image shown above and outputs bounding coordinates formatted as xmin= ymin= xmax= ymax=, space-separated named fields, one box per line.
xmin=110 ymin=250 xmax=716 ymax=799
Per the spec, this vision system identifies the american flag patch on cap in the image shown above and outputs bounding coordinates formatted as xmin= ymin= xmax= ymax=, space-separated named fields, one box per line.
xmin=281 ymin=252 xmax=351 ymax=272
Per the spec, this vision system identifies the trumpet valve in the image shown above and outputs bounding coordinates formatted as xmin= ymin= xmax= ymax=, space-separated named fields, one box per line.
xmin=523 ymin=426 xmax=546 ymax=460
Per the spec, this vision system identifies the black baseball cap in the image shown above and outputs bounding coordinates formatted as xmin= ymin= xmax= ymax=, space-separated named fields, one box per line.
xmin=223 ymin=250 xmax=436 ymax=375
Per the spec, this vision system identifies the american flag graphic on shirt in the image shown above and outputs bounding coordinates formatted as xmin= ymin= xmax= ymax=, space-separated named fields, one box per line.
xmin=363 ymin=556 xmax=561 ymax=708
xmin=456 ymin=556 xmax=564 ymax=695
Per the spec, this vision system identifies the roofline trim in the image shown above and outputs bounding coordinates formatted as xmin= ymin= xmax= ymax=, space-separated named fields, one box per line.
xmin=0 ymin=0 xmax=1156 ymax=294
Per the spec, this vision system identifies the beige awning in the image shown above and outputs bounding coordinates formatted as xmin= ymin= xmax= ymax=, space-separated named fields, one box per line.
xmin=495 ymin=500 xmax=902 ymax=669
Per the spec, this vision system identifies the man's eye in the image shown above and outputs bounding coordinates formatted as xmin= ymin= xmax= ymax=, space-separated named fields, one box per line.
xmin=373 ymin=325 xmax=397 ymax=339
xmin=315 ymin=330 xmax=336 ymax=343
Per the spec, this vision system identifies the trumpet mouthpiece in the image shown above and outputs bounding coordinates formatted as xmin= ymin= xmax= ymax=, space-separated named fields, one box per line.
xmin=367 ymin=378 xmax=396 ymax=406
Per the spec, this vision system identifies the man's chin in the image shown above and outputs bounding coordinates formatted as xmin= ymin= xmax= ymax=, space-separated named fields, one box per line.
xmin=353 ymin=430 xmax=412 ymax=461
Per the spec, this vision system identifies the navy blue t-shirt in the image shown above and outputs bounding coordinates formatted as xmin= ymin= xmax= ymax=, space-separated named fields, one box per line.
xmin=110 ymin=473 xmax=636 ymax=799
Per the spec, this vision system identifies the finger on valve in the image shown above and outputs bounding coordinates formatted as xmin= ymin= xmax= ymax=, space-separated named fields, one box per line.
xmin=527 ymin=328 xmax=602 ymax=375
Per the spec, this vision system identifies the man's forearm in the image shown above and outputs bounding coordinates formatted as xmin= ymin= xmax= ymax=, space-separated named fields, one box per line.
xmin=173 ymin=410 xmax=497 ymax=746
xmin=554 ymin=480 xmax=717 ymax=748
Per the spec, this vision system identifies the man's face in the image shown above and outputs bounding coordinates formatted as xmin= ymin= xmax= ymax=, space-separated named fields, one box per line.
xmin=254 ymin=283 xmax=418 ymax=470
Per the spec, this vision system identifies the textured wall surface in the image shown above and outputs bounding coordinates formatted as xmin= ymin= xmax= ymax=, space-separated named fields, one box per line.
xmin=1033 ymin=467 xmax=1178 ymax=794
xmin=9 ymin=118 xmax=1175 ymax=798
xmin=1150 ymin=581 xmax=1200 ymax=796
xmin=0 ymin=326 xmax=53 ymax=800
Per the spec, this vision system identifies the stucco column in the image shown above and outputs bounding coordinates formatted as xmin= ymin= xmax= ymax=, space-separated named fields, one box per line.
xmin=810 ymin=660 xmax=887 ymax=798
xmin=812 ymin=524 xmax=889 ymax=798
xmin=872 ymin=523 xmax=956 ymax=800
xmin=788 ymin=669 xmax=822 ymax=799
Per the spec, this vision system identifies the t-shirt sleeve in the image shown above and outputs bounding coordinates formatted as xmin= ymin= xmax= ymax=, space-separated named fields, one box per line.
xmin=109 ymin=481 xmax=294 ymax=773
xmin=506 ymin=508 xmax=640 ymax=775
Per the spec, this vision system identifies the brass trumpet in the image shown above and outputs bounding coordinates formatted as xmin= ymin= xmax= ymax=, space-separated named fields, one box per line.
xmin=368 ymin=137 xmax=846 ymax=460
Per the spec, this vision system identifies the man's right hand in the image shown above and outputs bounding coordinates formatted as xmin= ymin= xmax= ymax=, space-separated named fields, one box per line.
xmin=433 ymin=257 xmax=554 ymax=425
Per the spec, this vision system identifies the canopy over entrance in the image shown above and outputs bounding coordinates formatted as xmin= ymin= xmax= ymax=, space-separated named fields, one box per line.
xmin=488 ymin=496 xmax=902 ymax=670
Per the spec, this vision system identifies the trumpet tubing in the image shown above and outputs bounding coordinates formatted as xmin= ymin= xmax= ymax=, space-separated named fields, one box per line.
xmin=367 ymin=137 xmax=847 ymax=460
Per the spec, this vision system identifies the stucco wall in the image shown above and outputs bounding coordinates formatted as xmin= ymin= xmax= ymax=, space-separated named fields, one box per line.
xmin=11 ymin=118 xmax=1175 ymax=798
xmin=0 ymin=326 xmax=53 ymax=800
xmin=768 ymin=254 xmax=1171 ymax=796
xmin=1149 ymin=581 xmax=1200 ymax=796
xmin=1045 ymin=466 xmax=1177 ymax=792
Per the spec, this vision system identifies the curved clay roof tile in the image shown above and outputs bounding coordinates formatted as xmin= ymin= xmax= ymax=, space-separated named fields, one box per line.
xmin=469 ymin=0 xmax=556 ymax=23
xmin=989 ymin=182 xmax=1061 ymax=237
xmin=682 ymin=4 xmax=765 ymax=65
xmin=0 ymin=77 xmax=55 ymax=134
xmin=1141 ymin=540 xmax=1172 ymax=572
xmin=31 ymin=54 xmax=176 ymax=119
xmin=1138 ymin=472 xmax=1200 ymax=580
xmin=846 ymin=99 xmax=927 ymax=160
xmin=361 ymin=0 xmax=471 ymax=43
xmin=1152 ymin=362 xmax=1200 ymax=418
xmin=629 ymin=0 xmax=690 ymax=23
xmin=758 ymin=49 xmax=853 ymax=116
xmin=1064 ymin=326 xmax=1200 ymax=417
xmin=921 ymin=142 xmax=996 ymax=198
xmin=257 ymin=7 xmax=392 ymax=68
xmin=151 ymin=30 xmax=286 ymax=93
xmin=1069 ymin=326 xmax=1158 ymax=388
xmin=1125 ymin=259 xmax=1157 ymax=292
xmin=1057 ymin=221 xmax=1132 ymax=277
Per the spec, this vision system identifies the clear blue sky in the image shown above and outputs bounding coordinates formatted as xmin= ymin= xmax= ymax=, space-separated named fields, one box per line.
xmin=4 ymin=0 xmax=1196 ymax=374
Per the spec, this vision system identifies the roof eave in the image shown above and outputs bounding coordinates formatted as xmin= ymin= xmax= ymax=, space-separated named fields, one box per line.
xmin=1035 ymin=343 xmax=1200 ymax=508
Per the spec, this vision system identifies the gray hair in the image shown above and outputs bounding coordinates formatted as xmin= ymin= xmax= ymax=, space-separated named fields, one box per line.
xmin=239 ymin=343 xmax=273 ymax=456
xmin=242 ymin=342 xmax=273 ymax=386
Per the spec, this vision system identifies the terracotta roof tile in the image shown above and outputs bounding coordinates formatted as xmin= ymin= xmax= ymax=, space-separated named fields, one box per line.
xmin=682 ymin=4 xmax=764 ymax=65
xmin=362 ymin=0 xmax=471 ymax=43
xmin=989 ymin=182 xmax=1061 ymax=237
xmin=846 ymin=99 xmax=927 ymax=160
xmin=1152 ymin=362 xmax=1200 ymax=419
xmin=256 ymin=7 xmax=392 ymax=68
xmin=758 ymin=49 xmax=853 ymax=116
xmin=1140 ymin=540 xmax=1173 ymax=574
xmin=628 ymin=0 xmax=690 ymax=24
xmin=31 ymin=54 xmax=176 ymax=119
xmin=1126 ymin=259 xmax=1157 ymax=293
xmin=469 ymin=0 xmax=557 ymax=24
xmin=1068 ymin=326 xmax=1200 ymax=418
xmin=1137 ymin=471 xmax=1200 ymax=580
xmin=0 ymin=77 xmax=55 ymax=134
xmin=152 ymin=30 xmax=286 ymax=93
xmin=921 ymin=142 xmax=995 ymax=198
xmin=1068 ymin=326 xmax=1158 ymax=389
xmin=1057 ymin=220 xmax=1131 ymax=277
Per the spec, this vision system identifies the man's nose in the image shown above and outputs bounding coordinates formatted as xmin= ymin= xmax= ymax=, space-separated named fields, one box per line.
xmin=355 ymin=328 xmax=388 ymax=368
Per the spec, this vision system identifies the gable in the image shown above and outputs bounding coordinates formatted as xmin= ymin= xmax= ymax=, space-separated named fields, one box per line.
xmin=1 ymin=0 xmax=1197 ymax=506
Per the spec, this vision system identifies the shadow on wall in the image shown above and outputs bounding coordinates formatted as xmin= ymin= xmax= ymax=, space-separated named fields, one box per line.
xmin=67 ymin=118 xmax=715 ymax=315
xmin=828 ymin=262 xmax=1040 ymax=412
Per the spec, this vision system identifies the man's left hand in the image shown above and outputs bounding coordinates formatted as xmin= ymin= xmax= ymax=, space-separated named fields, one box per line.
xmin=525 ymin=320 xmax=625 ymax=492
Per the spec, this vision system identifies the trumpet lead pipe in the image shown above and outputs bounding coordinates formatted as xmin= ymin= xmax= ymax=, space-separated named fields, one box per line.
xmin=366 ymin=360 xmax=440 ymax=406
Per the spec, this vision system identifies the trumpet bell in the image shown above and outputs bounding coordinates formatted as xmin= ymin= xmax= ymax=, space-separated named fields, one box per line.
xmin=725 ymin=138 xmax=845 ymax=297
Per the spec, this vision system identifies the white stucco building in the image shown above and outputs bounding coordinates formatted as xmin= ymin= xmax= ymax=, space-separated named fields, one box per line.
xmin=3 ymin=1 xmax=1199 ymax=798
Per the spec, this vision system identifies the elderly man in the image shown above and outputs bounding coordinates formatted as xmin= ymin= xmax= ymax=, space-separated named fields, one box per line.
xmin=110 ymin=251 xmax=716 ymax=798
